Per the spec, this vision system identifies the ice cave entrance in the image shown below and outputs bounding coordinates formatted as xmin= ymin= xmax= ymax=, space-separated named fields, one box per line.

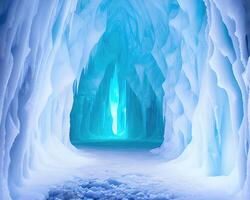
xmin=70 ymin=4 xmax=165 ymax=148
xmin=70 ymin=61 xmax=164 ymax=148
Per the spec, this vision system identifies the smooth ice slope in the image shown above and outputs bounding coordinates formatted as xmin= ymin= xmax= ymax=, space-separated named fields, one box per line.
xmin=0 ymin=0 xmax=249 ymax=199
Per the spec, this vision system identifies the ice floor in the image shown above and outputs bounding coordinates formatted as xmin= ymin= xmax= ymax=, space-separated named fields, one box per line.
xmin=73 ymin=140 xmax=163 ymax=149
xmin=20 ymin=146 xmax=240 ymax=200
xmin=46 ymin=178 xmax=173 ymax=200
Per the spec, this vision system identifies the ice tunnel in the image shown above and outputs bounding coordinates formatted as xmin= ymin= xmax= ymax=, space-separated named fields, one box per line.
xmin=70 ymin=1 xmax=164 ymax=147
xmin=0 ymin=0 xmax=250 ymax=199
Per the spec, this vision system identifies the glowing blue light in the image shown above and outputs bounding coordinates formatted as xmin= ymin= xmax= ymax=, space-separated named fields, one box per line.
xmin=109 ymin=65 xmax=119 ymax=135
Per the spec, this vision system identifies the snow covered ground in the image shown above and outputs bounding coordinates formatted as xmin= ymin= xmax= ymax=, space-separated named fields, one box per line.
xmin=46 ymin=178 xmax=173 ymax=200
xmin=20 ymin=147 xmax=240 ymax=200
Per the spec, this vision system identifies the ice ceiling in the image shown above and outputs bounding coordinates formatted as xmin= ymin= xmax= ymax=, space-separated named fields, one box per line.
xmin=0 ymin=0 xmax=250 ymax=199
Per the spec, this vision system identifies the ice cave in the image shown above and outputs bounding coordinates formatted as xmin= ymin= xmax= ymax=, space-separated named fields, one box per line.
xmin=0 ymin=0 xmax=250 ymax=200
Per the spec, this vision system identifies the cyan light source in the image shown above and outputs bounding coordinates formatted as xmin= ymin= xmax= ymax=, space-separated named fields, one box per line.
xmin=109 ymin=65 xmax=119 ymax=135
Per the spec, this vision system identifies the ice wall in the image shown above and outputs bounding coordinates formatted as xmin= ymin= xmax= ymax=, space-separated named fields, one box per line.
xmin=159 ymin=0 xmax=250 ymax=195
xmin=160 ymin=0 xmax=250 ymax=191
xmin=0 ymin=0 xmax=83 ymax=199
xmin=0 ymin=0 xmax=249 ymax=199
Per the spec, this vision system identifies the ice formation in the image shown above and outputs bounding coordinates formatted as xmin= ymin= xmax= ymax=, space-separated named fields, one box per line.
xmin=70 ymin=0 xmax=165 ymax=144
xmin=46 ymin=178 xmax=173 ymax=200
xmin=0 ymin=0 xmax=249 ymax=199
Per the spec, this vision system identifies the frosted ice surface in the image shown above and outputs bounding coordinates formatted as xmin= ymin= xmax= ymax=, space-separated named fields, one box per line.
xmin=46 ymin=178 xmax=173 ymax=200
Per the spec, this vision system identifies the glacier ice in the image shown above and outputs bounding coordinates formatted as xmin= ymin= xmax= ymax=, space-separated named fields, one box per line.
xmin=70 ymin=0 xmax=165 ymax=144
xmin=0 ymin=0 xmax=249 ymax=199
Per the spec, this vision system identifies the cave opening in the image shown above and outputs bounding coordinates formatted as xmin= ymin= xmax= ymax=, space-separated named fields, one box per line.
xmin=1 ymin=0 xmax=250 ymax=199
xmin=70 ymin=1 xmax=165 ymax=148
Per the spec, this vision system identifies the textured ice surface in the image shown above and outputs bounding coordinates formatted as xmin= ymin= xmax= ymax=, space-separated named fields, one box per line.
xmin=70 ymin=0 xmax=165 ymax=143
xmin=46 ymin=178 xmax=172 ymax=200
xmin=0 ymin=0 xmax=250 ymax=199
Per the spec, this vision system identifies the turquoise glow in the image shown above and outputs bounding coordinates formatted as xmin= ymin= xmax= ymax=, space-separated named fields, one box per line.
xmin=109 ymin=65 xmax=120 ymax=135
xmin=69 ymin=0 xmax=165 ymax=147
xmin=108 ymin=65 xmax=127 ymax=137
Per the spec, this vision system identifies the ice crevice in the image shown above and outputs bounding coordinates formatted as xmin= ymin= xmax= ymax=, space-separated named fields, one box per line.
xmin=0 ymin=0 xmax=249 ymax=199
